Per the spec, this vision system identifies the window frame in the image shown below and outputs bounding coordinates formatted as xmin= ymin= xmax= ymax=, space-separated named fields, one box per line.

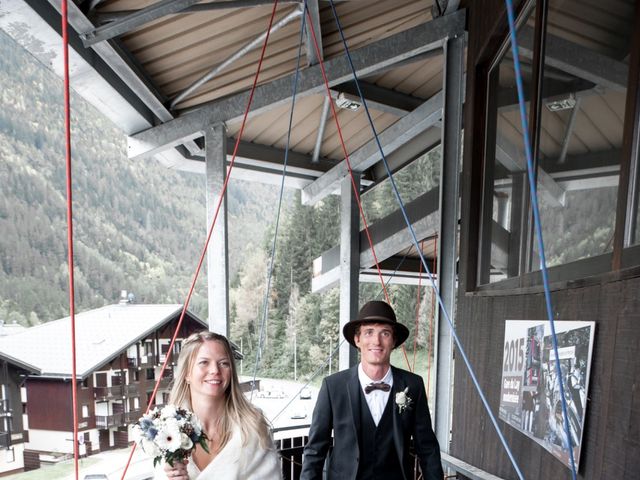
xmin=470 ymin=0 xmax=640 ymax=293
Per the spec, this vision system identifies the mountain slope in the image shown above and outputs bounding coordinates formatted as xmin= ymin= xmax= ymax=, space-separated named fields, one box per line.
xmin=0 ymin=30 xmax=281 ymax=324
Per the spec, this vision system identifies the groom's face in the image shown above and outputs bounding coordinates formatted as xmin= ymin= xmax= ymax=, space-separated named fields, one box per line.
xmin=354 ymin=322 xmax=395 ymax=368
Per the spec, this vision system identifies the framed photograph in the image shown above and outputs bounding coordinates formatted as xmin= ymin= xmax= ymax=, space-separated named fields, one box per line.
xmin=499 ymin=320 xmax=595 ymax=469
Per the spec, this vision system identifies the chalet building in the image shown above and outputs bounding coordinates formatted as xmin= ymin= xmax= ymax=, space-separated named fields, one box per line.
xmin=0 ymin=352 xmax=38 ymax=475
xmin=0 ymin=302 xmax=211 ymax=455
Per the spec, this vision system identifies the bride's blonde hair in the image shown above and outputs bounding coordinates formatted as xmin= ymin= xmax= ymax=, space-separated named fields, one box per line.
xmin=169 ymin=331 xmax=273 ymax=451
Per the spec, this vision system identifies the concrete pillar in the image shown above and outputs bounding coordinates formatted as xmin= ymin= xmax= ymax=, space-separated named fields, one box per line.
xmin=339 ymin=174 xmax=360 ymax=370
xmin=435 ymin=34 xmax=464 ymax=452
xmin=205 ymin=123 xmax=229 ymax=335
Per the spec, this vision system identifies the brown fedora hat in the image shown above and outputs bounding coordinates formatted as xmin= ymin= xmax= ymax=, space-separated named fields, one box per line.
xmin=343 ymin=300 xmax=410 ymax=349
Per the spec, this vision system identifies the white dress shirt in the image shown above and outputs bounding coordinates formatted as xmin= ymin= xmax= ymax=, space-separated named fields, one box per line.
xmin=358 ymin=364 xmax=394 ymax=426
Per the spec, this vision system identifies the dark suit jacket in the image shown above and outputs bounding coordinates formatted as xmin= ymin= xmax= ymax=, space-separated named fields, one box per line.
xmin=300 ymin=365 xmax=443 ymax=480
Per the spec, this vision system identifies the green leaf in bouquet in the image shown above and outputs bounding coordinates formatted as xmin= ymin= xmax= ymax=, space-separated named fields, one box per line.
xmin=199 ymin=436 xmax=210 ymax=454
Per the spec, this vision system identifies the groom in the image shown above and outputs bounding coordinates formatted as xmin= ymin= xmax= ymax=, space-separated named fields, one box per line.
xmin=300 ymin=300 xmax=443 ymax=480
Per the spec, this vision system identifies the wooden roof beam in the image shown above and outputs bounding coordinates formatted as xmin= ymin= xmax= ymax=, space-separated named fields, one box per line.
xmin=301 ymin=91 xmax=443 ymax=205
xmin=519 ymin=26 xmax=628 ymax=92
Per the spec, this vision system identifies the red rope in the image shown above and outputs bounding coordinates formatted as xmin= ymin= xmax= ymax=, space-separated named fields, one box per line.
xmin=426 ymin=235 xmax=437 ymax=395
xmin=61 ymin=1 xmax=79 ymax=478
xmin=412 ymin=241 xmax=424 ymax=371
xmin=303 ymin=8 xmax=412 ymax=369
xmin=119 ymin=2 xmax=281 ymax=478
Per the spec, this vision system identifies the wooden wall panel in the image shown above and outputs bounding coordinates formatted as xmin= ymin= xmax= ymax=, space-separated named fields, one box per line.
xmin=452 ymin=277 xmax=640 ymax=479
xmin=26 ymin=380 xmax=74 ymax=431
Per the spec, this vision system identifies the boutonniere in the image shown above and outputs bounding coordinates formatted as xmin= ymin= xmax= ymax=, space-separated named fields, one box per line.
xmin=395 ymin=387 xmax=413 ymax=414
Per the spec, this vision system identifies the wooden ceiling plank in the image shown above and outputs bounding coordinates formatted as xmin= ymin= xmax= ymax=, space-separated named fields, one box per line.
xmin=127 ymin=10 xmax=466 ymax=160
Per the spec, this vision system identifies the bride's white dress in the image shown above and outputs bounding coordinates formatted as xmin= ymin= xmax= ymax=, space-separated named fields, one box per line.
xmin=156 ymin=426 xmax=282 ymax=480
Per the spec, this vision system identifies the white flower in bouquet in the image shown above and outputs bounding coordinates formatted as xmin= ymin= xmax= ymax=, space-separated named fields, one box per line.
xmin=180 ymin=433 xmax=193 ymax=450
xmin=141 ymin=437 xmax=162 ymax=458
xmin=156 ymin=424 xmax=182 ymax=452
xmin=134 ymin=404 xmax=209 ymax=467
xmin=160 ymin=405 xmax=177 ymax=419
xmin=191 ymin=416 xmax=203 ymax=436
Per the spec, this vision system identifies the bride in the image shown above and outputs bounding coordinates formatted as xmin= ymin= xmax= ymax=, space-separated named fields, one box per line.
xmin=158 ymin=331 xmax=281 ymax=479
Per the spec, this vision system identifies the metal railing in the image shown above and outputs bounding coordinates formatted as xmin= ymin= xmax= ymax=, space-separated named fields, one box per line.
xmin=272 ymin=428 xmax=466 ymax=480
xmin=274 ymin=430 xmax=307 ymax=480
xmin=94 ymin=383 xmax=142 ymax=399
xmin=124 ymin=410 xmax=142 ymax=424
xmin=127 ymin=355 xmax=155 ymax=368
xmin=0 ymin=431 xmax=10 ymax=449
xmin=95 ymin=413 xmax=124 ymax=429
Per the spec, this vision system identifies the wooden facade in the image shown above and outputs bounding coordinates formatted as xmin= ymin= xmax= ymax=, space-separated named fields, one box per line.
xmin=454 ymin=0 xmax=640 ymax=478
xmin=0 ymin=360 xmax=30 ymax=447
xmin=0 ymin=356 xmax=36 ymax=475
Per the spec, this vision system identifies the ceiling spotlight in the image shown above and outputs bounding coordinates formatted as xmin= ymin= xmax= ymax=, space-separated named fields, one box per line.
xmin=335 ymin=92 xmax=362 ymax=111
xmin=545 ymin=93 xmax=577 ymax=112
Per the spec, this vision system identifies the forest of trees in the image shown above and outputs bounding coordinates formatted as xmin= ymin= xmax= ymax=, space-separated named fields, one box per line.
xmin=0 ymin=29 xmax=281 ymax=325
xmin=0 ymin=30 xmax=440 ymax=384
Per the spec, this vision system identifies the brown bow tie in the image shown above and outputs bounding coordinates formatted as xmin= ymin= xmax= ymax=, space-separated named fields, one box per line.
xmin=365 ymin=382 xmax=391 ymax=394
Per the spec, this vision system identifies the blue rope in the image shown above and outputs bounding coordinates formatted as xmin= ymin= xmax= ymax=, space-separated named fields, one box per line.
xmin=503 ymin=1 xmax=578 ymax=477
xmin=270 ymin=338 xmax=344 ymax=423
xmin=250 ymin=7 xmax=308 ymax=400
xmin=326 ymin=2 xmax=525 ymax=478
xmin=373 ymin=249 xmax=412 ymax=300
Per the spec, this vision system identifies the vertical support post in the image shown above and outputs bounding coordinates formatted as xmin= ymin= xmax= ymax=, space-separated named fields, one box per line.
xmin=339 ymin=174 xmax=360 ymax=370
xmin=508 ymin=174 xmax=526 ymax=278
xmin=304 ymin=0 xmax=322 ymax=67
xmin=435 ymin=35 xmax=464 ymax=453
xmin=477 ymin=60 xmax=500 ymax=285
xmin=613 ymin=0 xmax=640 ymax=265
xmin=205 ymin=123 xmax=229 ymax=335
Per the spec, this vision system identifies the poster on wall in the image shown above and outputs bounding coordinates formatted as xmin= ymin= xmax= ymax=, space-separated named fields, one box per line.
xmin=499 ymin=320 xmax=595 ymax=469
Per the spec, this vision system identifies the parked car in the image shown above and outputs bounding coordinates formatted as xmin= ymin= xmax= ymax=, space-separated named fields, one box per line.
xmin=290 ymin=409 xmax=307 ymax=419
xmin=256 ymin=389 xmax=285 ymax=399
xmin=84 ymin=475 xmax=109 ymax=480
xmin=299 ymin=388 xmax=312 ymax=399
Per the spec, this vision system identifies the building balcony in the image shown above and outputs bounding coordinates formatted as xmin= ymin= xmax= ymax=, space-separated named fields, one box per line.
xmin=158 ymin=377 xmax=172 ymax=389
xmin=124 ymin=409 xmax=142 ymax=424
xmin=94 ymin=383 xmax=141 ymax=399
xmin=124 ymin=384 xmax=140 ymax=396
xmin=0 ymin=431 xmax=9 ymax=449
xmin=127 ymin=355 xmax=155 ymax=368
xmin=95 ymin=413 xmax=125 ymax=429
xmin=0 ymin=430 xmax=28 ymax=448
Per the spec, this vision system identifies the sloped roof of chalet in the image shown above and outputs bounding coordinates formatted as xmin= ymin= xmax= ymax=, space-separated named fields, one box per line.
xmin=0 ymin=351 xmax=40 ymax=374
xmin=0 ymin=303 xmax=206 ymax=380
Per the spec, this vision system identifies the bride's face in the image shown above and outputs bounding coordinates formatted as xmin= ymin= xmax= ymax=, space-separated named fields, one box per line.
xmin=187 ymin=340 xmax=232 ymax=401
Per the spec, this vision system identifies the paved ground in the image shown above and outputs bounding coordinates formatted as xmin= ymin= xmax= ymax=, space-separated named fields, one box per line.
xmin=244 ymin=377 xmax=319 ymax=434
xmin=62 ymin=447 xmax=155 ymax=480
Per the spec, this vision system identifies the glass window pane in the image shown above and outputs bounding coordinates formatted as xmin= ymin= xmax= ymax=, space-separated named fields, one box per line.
xmin=361 ymin=146 xmax=441 ymax=226
xmin=478 ymin=5 xmax=536 ymax=285
xmin=532 ymin=0 xmax=633 ymax=268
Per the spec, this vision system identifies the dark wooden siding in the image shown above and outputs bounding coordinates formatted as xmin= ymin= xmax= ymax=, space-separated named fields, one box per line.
xmin=26 ymin=379 xmax=75 ymax=430
xmin=452 ymin=276 xmax=640 ymax=478
xmin=7 ymin=367 xmax=26 ymax=435
xmin=23 ymin=450 xmax=40 ymax=471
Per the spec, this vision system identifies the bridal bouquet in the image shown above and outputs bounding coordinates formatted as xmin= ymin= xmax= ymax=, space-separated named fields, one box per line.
xmin=133 ymin=405 xmax=209 ymax=467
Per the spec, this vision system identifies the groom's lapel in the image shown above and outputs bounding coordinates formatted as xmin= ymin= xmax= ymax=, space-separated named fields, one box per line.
xmin=347 ymin=366 xmax=362 ymax=435
xmin=391 ymin=367 xmax=406 ymax=465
